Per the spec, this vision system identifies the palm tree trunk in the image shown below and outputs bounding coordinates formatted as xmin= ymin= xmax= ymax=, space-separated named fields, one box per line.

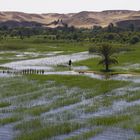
xmin=105 ymin=57 xmax=109 ymax=71
xmin=105 ymin=63 xmax=109 ymax=71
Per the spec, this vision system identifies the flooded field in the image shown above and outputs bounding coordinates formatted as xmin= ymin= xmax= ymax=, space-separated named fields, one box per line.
xmin=1 ymin=51 xmax=98 ymax=70
xmin=0 ymin=50 xmax=140 ymax=140
xmin=0 ymin=75 xmax=140 ymax=140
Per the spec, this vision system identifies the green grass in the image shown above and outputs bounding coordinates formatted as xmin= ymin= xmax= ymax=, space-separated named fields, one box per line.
xmin=14 ymin=119 xmax=42 ymax=132
xmin=126 ymin=91 xmax=140 ymax=102
xmin=65 ymin=128 xmax=102 ymax=140
xmin=0 ymin=39 xmax=140 ymax=139
xmin=74 ymin=43 xmax=140 ymax=74
xmin=0 ymin=37 xmax=93 ymax=64
xmin=27 ymin=74 xmax=130 ymax=102
xmin=14 ymin=74 xmax=129 ymax=116
xmin=88 ymin=115 xmax=131 ymax=126
xmin=74 ymin=57 xmax=102 ymax=71
xmin=0 ymin=102 xmax=11 ymax=108
xmin=0 ymin=38 xmax=91 ymax=53
xmin=16 ymin=122 xmax=82 ymax=140
xmin=118 ymin=105 xmax=140 ymax=130
xmin=0 ymin=77 xmax=39 ymax=98
xmin=1 ymin=38 xmax=140 ymax=74
xmin=134 ymin=124 xmax=140 ymax=134
xmin=24 ymin=96 xmax=81 ymax=116
xmin=0 ymin=116 xmax=20 ymax=125
xmin=83 ymin=96 xmax=114 ymax=113
xmin=117 ymin=44 xmax=140 ymax=65
xmin=27 ymin=74 xmax=129 ymax=91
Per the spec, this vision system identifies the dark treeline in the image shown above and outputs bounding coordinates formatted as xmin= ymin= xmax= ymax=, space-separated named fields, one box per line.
xmin=0 ymin=23 xmax=140 ymax=44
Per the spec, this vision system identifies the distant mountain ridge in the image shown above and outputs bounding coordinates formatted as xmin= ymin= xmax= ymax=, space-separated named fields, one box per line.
xmin=0 ymin=10 xmax=140 ymax=28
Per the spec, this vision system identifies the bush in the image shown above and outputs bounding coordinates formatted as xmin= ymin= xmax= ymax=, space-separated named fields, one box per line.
xmin=89 ymin=46 xmax=97 ymax=53
xmin=130 ymin=35 xmax=140 ymax=44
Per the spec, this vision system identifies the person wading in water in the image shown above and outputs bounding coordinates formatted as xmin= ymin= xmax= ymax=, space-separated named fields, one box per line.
xmin=68 ymin=59 xmax=72 ymax=70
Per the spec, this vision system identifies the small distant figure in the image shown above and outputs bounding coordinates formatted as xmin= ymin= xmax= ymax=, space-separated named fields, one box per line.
xmin=69 ymin=59 xmax=72 ymax=66
xmin=68 ymin=59 xmax=72 ymax=70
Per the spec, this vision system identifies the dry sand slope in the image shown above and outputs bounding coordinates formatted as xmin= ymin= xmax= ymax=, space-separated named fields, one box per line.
xmin=0 ymin=10 xmax=140 ymax=28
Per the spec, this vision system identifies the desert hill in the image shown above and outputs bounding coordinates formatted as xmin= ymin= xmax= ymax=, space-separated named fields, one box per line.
xmin=0 ymin=10 xmax=140 ymax=28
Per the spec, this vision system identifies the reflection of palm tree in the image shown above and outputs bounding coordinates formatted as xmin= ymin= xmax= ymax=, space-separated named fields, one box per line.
xmin=98 ymin=44 xmax=118 ymax=72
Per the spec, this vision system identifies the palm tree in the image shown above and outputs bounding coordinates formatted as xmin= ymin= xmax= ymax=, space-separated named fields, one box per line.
xmin=98 ymin=44 xmax=118 ymax=72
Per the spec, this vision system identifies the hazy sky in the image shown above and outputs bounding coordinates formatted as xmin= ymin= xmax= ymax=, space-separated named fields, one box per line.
xmin=0 ymin=0 xmax=140 ymax=13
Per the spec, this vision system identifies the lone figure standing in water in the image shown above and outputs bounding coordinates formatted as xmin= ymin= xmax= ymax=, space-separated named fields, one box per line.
xmin=68 ymin=59 xmax=72 ymax=70
xmin=69 ymin=59 xmax=72 ymax=66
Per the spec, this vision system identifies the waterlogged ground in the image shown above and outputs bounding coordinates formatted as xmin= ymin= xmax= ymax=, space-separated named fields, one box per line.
xmin=1 ymin=51 xmax=97 ymax=70
xmin=0 ymin=74 xmax=140 ymax=140
xmin=0 ymin=47 xmax=140 ymax=140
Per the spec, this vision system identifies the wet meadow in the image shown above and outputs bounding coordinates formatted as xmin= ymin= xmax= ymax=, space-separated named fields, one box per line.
xmin=0 ymin=37 xmax=140 ymax=140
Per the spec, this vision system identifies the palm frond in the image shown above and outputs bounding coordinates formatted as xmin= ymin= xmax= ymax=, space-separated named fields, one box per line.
xmin=108 ymin=58 xmax=118 ymax=64
xmin=97 ymin=44 xmax=118 ymax=71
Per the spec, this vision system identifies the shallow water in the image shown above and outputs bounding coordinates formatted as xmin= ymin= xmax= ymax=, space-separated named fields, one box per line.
xmin=110 ymin=74 xmax=140 ymax=83
xmin=44 ymin=71 xmax=78 ymax=75
xmin=90 ymin=127 xmax=138 ymax=140
xmin=80 ymin=98 xmax=140 ymax=119
xmin=85 ymin=73 xmax=140 ymax=83
xmin=0 ymin=113 xmax=13 ymax=119
xmin=46 ymin=71 xmax=140 ymax=83
xmin=1 ymin=52 xmax=98 ymax=70
xmin=110 ymin=86 xmax=140 ymax=97
xmin=1 ymin=51 xmax=140 ymax=83
xmin=0 ymin=73 xmax=14 ymax=78
xmin=73 ymin=66 xmax=89 ymax=71
xmin=51 ymin=127 xmax=94 ymax=140
xmin=1 ymin=69 xmax=140 ymax=84
xmin=0 ymin=79 xmax=140 ymax=140
xmin=41 ymin=98 xmax=93 ymax=117
xmin=0 ymin=51 xmax=140 ymax=139
xmin=0 ymin=125 xmax=14 ymax=140
xmin=0 ymin=51 xmax=63 ymax=61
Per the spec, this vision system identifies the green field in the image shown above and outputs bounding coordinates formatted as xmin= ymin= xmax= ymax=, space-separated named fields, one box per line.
xmin=0 ymin=38 xmax=140 ymax=140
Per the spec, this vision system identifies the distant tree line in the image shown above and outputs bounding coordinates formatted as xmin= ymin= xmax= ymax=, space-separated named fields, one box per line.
xmin=0 ymin=23 xmax=140 ymax=44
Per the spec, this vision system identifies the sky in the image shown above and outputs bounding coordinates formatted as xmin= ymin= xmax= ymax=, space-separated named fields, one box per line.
xmin=0 ymin=0 xmax=140 ymax=13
